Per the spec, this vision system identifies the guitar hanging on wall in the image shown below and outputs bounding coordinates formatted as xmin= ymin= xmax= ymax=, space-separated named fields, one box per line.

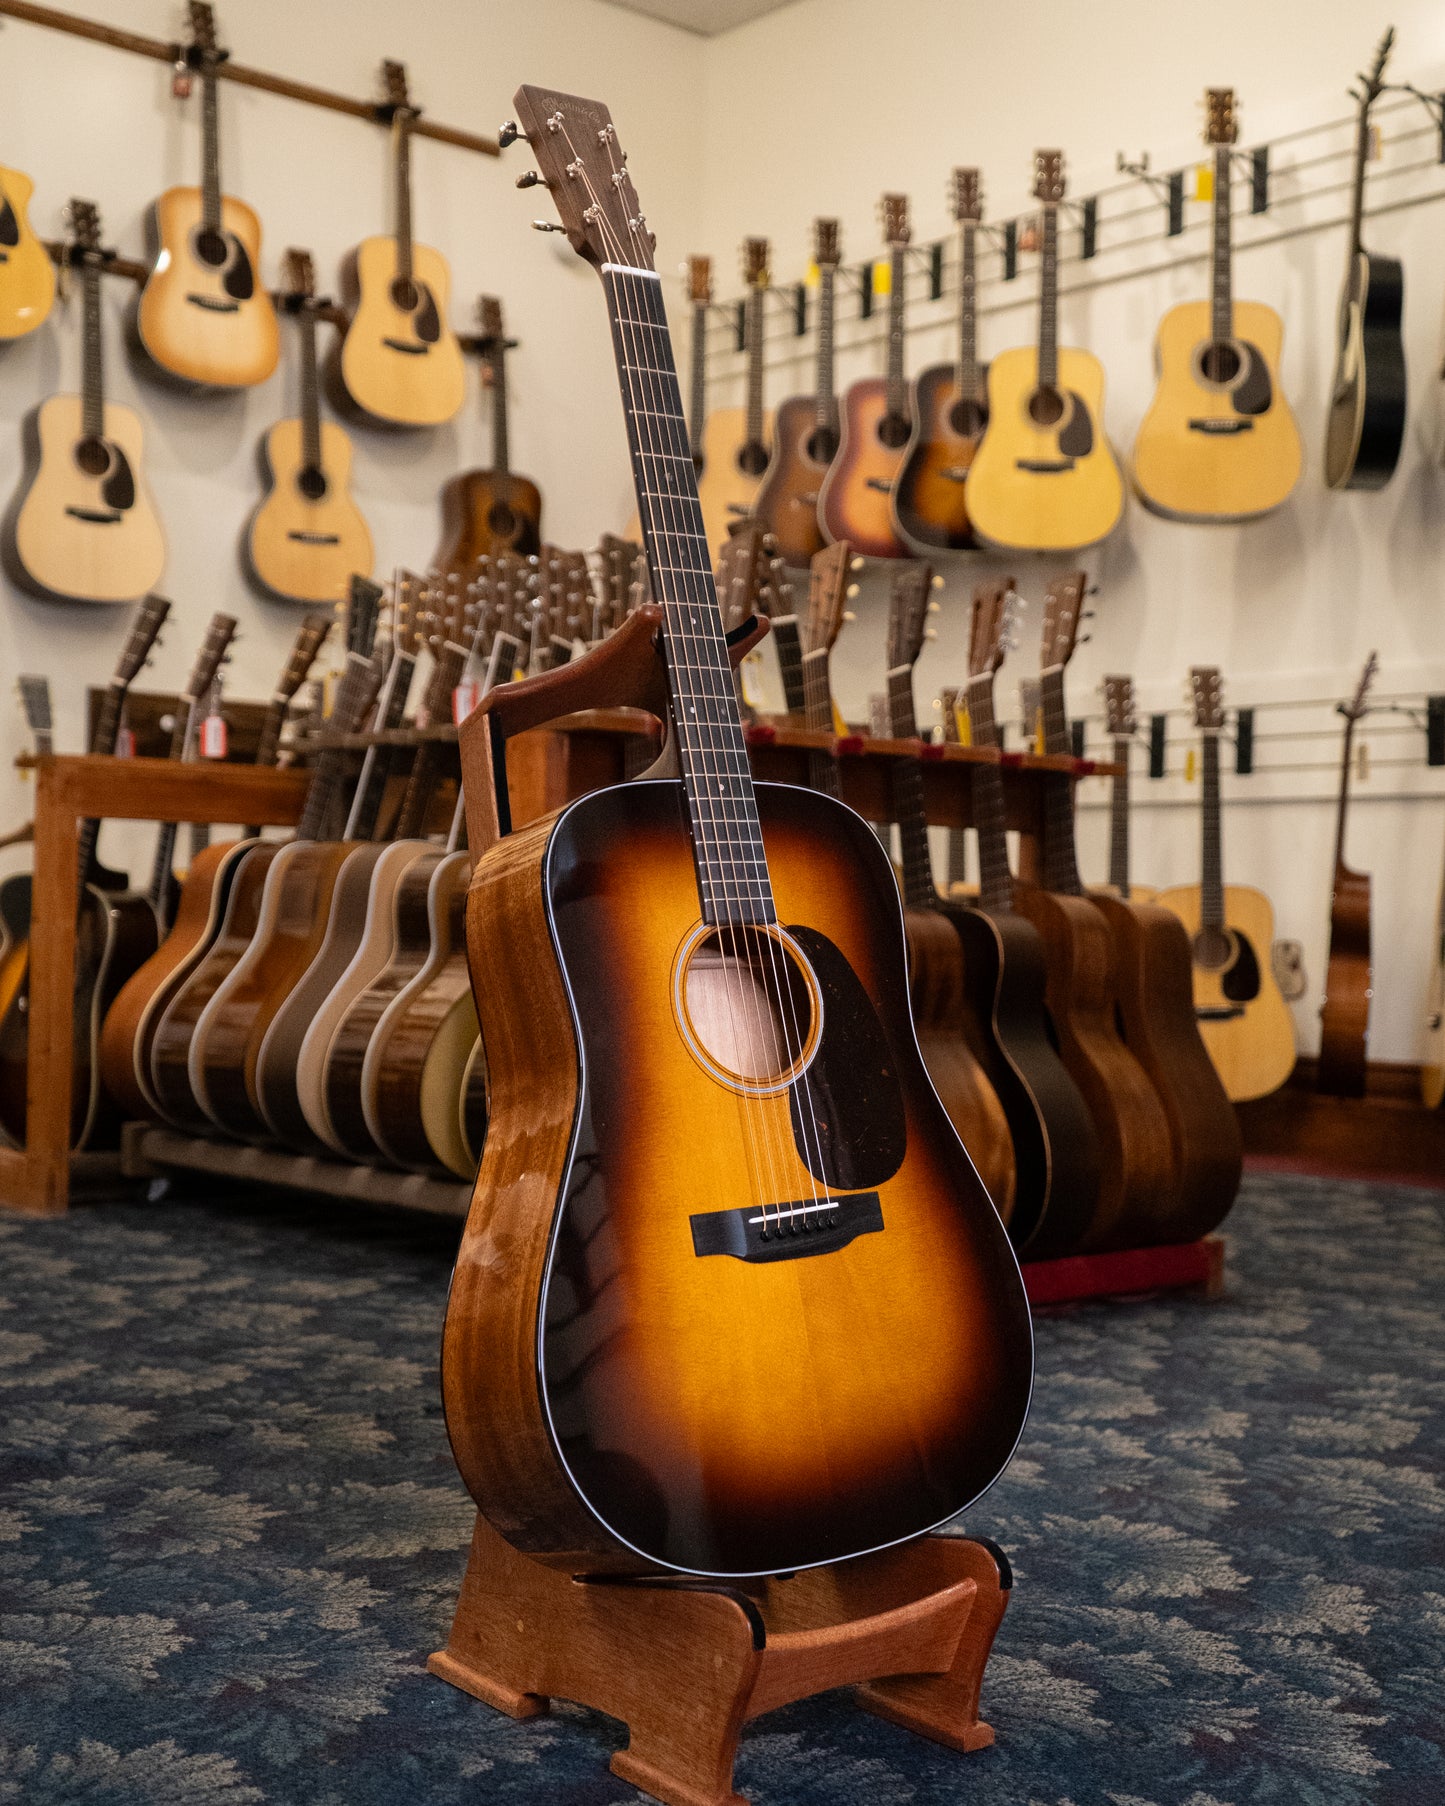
xmin=1324 ymin=30 xmax=1406 ymax=491
xmin=133 ymin=1 xmax=279 ymax=389
xmin=332 ymin=60 xmax=465 ymax=428
xmin=695 ymin=236 xmax=773 ymax=559
xmin=246 ymin=249 xmax=373 ymax=603
xmin=1316 ymin=652 xmax=1378 ymax=1097
xmin=1132 ymin=89 xmax=1301 ymax=521
xmin=965 ymin=152 xmax=1124 ymax=552
xmin=0 ymin=163 xmax=56 ymax=341
xmin=435 ymin=295 xmax=543 ymax=569
xmin=441 ymin=85 xmax=1033 ymax=1580
xmin=3 ymin=200 xmax=166 ymax=604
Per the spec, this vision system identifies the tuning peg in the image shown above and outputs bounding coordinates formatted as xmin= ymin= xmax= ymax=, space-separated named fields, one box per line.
xmin=532 ymin=219 xmax=565 ymax=233
xmin=931 ymin=574 xmax=945 ymax=589
xmin=844 ymin=585 xmax=861 ymax=603
xmin=842 ymin=611 xmax=857 ymax=623
xmin=924 ymin=628 xmax=938 ymax=641
xmin=498 ymin=121 xmax=520 ymax=148
xmin=516 ymin=170 xmax=546 ymax=190
xmin=927 ymin=600 xmax=941 ymax=614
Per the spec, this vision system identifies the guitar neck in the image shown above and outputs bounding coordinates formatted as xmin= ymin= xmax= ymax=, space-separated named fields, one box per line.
xmin=147 ymin=692 xmax=201 ymax=913
xmin=296 ymin=653 xmax=380 ymax=841
xmin=1200 ymin=732 xmax=1225 ymax=930
xmin=1333 ymin=713 xmax=1357 ymax=872
xmin=80 ymin=264 xmax=104 ymax=441
xmin=801 ymin=648 xmax=840 ymax=798
xmin=966 ymin=676 xmax=1014 ymax=914
xmin=885 ymin=246 xmax=907 ymax=420
xmin=1038 ymin=668 xmax=1082 ymax=894
xmin=688 ymin=299 xmax=707 ymax=464
xmin=1348 ymin=102 xmax=1371 ymax=258
xmin=394 ymin=115 xmax=414 ymax=285
xmin=744 ymin=283 xmax=766 ymax=451
xmin=1210 ymin=146 xmax=1233 ymax=346
xmin=605 ymin=262 xmax=774 ymax=928
xmin=200 ymin=66 xmax=223 ymax=232
xmin=814 ymin=266 xmax=837 ymax=434
xmin=76 ymin=680 xmax=125 ymax=895
xmin=298 ymin=308 xmax=322 ymax=474
xmin=886 ymin=664 xmax=935 ymax=911
xmin=955 ymin=224 xmax=978 ymax=402
xmin=1108 ymin=735 xmax=1131 ymax=895
xmin=345 ymin=649 xmax=416 ymax=840
xmin=395 ymin=642 xmax=467 ymax=837
xmin=1037 ymin=205 xmax=1059 ymax=392
xmin=491 ymin=345 xmax=510 ymax=474
xmin=771 ymin=614 xmax=806 ymax=717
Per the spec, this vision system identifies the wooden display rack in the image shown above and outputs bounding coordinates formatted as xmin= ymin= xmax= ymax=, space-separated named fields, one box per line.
xmin=0 ymin=753 xmax=306 ymax=1216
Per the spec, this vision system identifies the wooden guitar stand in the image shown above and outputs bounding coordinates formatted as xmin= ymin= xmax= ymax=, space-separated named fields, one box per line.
xmin=431 ymin=607 xmax=1015 ymax=1806
xmin=430 ymin=1513 xmax=1012 ymax=1806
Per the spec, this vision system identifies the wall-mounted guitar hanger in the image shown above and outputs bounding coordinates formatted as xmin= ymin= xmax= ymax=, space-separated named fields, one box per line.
xmin=0 ymin=0 xmax=499 ymax=156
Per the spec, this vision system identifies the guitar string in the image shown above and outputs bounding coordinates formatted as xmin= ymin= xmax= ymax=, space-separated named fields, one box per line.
xmin=584 ymin=134 xmax=835 ymax=1235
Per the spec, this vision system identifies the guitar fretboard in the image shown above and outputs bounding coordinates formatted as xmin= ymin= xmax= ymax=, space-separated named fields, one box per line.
xmin=1037 ymin=204 xmax=1059 ymax=394
xmin=1200 ymin=733 xmax=1225 ymax=931
xmin=966 ymin=675 xmax=1014 ymax=915
xmin=80 ymin=263 xmax=104 ymax=443
xmin=200 ymin=68 xmax=223 ymax=233
xmin=394 ymin=114 xmax=414 ymax=286
xmin=801 ymin=646 xmax=839 ymax=799
xmin=605 ymin=263 xmax=774 ymax=927
xmin=814 ymin=264 xmax=838 ymax=437
xmin=1109 ymin=734 xmax=1131 ymax=896
xmin=886 ymin=663 xmax=936 ymax=912
xmin=1039 ymin=667 xmax=1082 ymax=895
xmin=1210 ymin=146 xmax=1233 ymax=348
xmin=490 ymin=342 xmax=511 ymax=475
xmin=744 ymin=282 xmax=766 ymax=455
xmin=884 ymin=245 xmax=907 ymax=422
xmin=955 ymin=223 xmax=979 ymax=404
xmin=298 ymin=308 xmax=323 ymax=476
xmin=688 ymin=299 xmax=707 ymax=465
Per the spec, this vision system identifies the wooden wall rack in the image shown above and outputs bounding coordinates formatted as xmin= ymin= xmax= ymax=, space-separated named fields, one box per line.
xmin=0 ymin=0 xmax=499 ymax=155
xmin=0 ymin=753 xmax=306 ymax=1217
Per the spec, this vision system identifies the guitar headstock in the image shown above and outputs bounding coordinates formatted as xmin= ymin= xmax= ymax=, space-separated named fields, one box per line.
xmin=16 ymin=676 xmax=53 ymax=750
xmin=392 ymin=571 xmax=429 ymax=659
xmin=276 ymin=614 xmax=332 ymax=702
xmin=185 ymin=612 xmax=238 ymax=703
xmin=1189 ymin=666 xmax=1226 ymax=733
xmin=282 ymin=248 xmax=317 ymax=312
xmin=114 ymin=595 xmax=171 ymax=688
xmin=880 ymin=194 xmax=910 ymax=248
xmin=597 ymin=533 xmax=648 ymax=628
xmin=1040 ymin=571 xmax=1088 ymax=671
xmin=1356 ymin=28 xmax=1395 ymax=107
xmin=511 ymin=86 xmax=656 ymax=274
xmin=1101 ymin=674 xmax=1137 ymax=738
xmin=1033 ymin=151 xmax=1066 ymax=206
xmin=1343 ymin=650 xmax=1380 ymax=721
xmin=951 ymin=168 xmax=982 ymax=224
xmin=686 ymin=255 xmax=713 ymax=304
xmin=476 ymin=295 xmax=509 ymax=346
xmin=381 ymin=59 xmax=414 ymax=120
xmin=1204 ymin=88 xmax=1238 ymax=147
xmin=714 ymin=525 xmax=769 ymax=634
xmin=741 ymin=237 xmax=770 ymax=289
xmin=886 ymin=562 xmax=937 ymax=670
xmin=813 ymin=218 xmax=841 ymax=268
xmin=347 ymin=575 xmax=383 ymax=660
xmin=186 ymin=1 xmax=221 ymax=70
xmin=967 ymin=581 xmax=1020 ymax=679
xmin=67 ymin=198 xmax=103 ymax=262
xmin=804 ymin=541 xmax=855 ymax=657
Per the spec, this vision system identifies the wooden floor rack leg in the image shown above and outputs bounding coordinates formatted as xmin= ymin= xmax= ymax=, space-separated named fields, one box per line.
xmin=430 ymin=1512 xmax=1012 ymax=1806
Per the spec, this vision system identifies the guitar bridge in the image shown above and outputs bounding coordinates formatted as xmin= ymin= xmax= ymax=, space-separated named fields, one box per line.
xmin=1189 ymin=418 xmax=1253 ymax=435
xmin=382 ymin=337 xmax=429 ymax=356
xmin=64 ymin=507 xmax=122 ymax=525
xmin=187 ymin=293 xmax=241 ymax=313
xmin=690 ymin=1191 xmax=883 ymax=1263
xmin=287 ymin=531 xmax=342 ymax=545
xmin=1196 ymin=1005 xmax=1246 ymax=1021
xmin=1015 ymin=458 xmax=1075 ymax=473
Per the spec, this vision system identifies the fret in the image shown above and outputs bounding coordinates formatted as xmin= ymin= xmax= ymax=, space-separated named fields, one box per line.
xmin=1037 ymin=205 xmax=1059 ymax=393
xmin=1210 ymin=146 xmax=1233 ymax=348
xmin=1200 ymin=734 xmax=1225 ymax=931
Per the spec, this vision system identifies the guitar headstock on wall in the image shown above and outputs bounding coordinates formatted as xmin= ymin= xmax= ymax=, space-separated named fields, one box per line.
xmin=1040 ymin=571 xmax=1088 ymax=672
xmin=813 ymin=218 xmax=841 ymax=269
xmin=968 ymin=580 xmax=1020 ymax=680
xmin=1342 ymin=650 xmax=1379 ymax=721
xmin=476 ymin=295 xmax=516 ymax=350
xmin=804 ymin=542 xmax=857 ymax=657
xmin=886 ymin=562 xmax=938 ymax=671
xmin=714 ymin=524 xmax=769 ymax=634
xmin=17 ymin=676 xmax=53 ymax=755
xmin=509 ymin=87 xmax=656 ymax=274
xmin=1353 ymin=28 xmax=1396 ymax=111
xmin=1189 ymin=665 xmax=1226 ymax=733
xmin=380 ymin=59 xmax=414 ymax=121
xmin=1033 ymin=151 xmax=1066 ymax=206
xmin=741 ymin=237 xmax=770 ymax=291
xmin=346 ymin=575 xmax=383 ymax=659
xmin=686 ymin=256 xmax=713 ymax=305
xmin=879 ymin=194 xmax=910 ymax=249
xmin=951 ymin=168 xmax=982 ymax=224
xmin=1101 ymin=674 xmax=1138 ymax=738
xmin=1204 ymin=87 xmax=1238 ymax=147
xmin=186 ymin=2 xmax=222 ymax=72
xmin=66 ymin=197 xmax=103 ymax=264
xmin=282 ymin=248 xmax=318 ymax=312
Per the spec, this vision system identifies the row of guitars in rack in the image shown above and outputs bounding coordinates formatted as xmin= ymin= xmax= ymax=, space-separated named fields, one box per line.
xmin=1 ymin=11 xmax=482 ymax=427
xmin=0 ymin=543 xmax=646 ymax=1167
xmin=0 ymin=194 xmax=542 ymax=608
xmin=684 ymin=39 xmax=1408 ymax=566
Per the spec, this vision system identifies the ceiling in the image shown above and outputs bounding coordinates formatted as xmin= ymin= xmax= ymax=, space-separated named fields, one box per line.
xmin=599 ymin=0 xmax=799 ymax=35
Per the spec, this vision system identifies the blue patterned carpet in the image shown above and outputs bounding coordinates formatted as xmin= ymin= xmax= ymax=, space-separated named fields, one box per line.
xmin=0 ymin=1170 xmax=1441 ymax=1806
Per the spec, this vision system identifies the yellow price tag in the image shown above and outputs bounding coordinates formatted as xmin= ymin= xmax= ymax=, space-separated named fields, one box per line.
xmin=953 ymin=701 xmax=972 ymax=746
xmin=872 ymin=258 xmax=892 ymax=297
xmin=322 ymin=668 xmax=339 ymax=716
xmin=805 ymin=261 xmax=820 ymax=289
xmin=1193 ymin=163 xmax=1214 ymax=203
xmin=740 ymin=651 xmax=766 ymax=711
xmin=1184 ymin=747 xmax=1197 ymax=782
xmin=831 ymin=699 xmax=848 ymax=737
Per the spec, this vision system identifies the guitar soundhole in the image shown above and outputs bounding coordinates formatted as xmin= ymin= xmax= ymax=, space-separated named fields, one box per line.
xmin=75 ymin=437 xmax=110 ymax=478
xmin=675 ymin=924 xmax=820 ymax=1094
xmin=877 ymin=412 xmax=910 ymax=450
xmin=487 ymin=502 xmax=518 ymax=539
xmin=805 ymin=425 xmax=839 ymax=465
xmin=0 ymin=200 xmax=18 ymax=248
xmin=1192 ymin=926 xmax=1235 ymax=973
xmin=390 ymin=276 xmax=420 ymax=313
xmin=1201 ymin=340 xmax=1242 ymax=385
xmin=193 ymin=227 xmax=229 ymax=269
xmin=948 ymin=398 xmax=986 ymax=439
xmin=297 ymin=466 xmax=328 ymax=502
xmin=738 ymin=440 xmax=769 ymax=478
xmin=1027 ymin=386 xmax=1065 ymax=427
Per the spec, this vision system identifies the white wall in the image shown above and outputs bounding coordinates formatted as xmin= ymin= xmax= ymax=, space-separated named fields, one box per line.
xmin=693 ymin=0 xmax=1445 ymax=1063
xmin=0 ymin=0 xmax=696 ymax=863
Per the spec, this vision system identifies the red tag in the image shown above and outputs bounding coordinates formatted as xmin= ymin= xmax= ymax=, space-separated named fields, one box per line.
xmin=115 ymin=727 xmax=136 ymax=759
xmin=200 ymin=714 xmax=228 ymax=759
xmin=453 ymin=678 xmax=482 ymax=724
xmin=171 ymin=61 xmax=193 ymax=99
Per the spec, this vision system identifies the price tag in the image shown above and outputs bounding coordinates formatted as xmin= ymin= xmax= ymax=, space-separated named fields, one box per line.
xmin=1367 ymin=122 xmax=1382 ymax=162
xmin=200 ymin=713 xmax=228 ymax=759
xmin=1184 ymin=748 xmax=1197 ymax=783
xmin=739 ymin=651 xmax=766 ymax=710
xmin=1193 ymin=163 xmax=1214 ymax=203
xmin=115 ymin=726 xmax=136 ymax=759
xmin=953 ymin=700 xmax=972 ymax=746
xmin=453 ymin=677 xmax=482 ymax=724
xmin=171 ymin=55 xmax=193 ymax=100
xmin=871 ymin=258 xmax=892 ymax=296
xmin=831 ymin=699 xmax=849 ymax=737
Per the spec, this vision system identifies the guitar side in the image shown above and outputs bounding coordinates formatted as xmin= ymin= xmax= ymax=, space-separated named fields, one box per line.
xmin=1324 ymin=251 xmax=1406 ymax=491
xmin=966 ymin=347 xmax=1124 ymax=552
xmin=335 ymin=237 xmax=466 ymax=427
xmin=1133 ymin=300 xmax=1301 ymax=520
xmin=0 ymin=167 xmax=56 ymax=340
xmin=135 ymin=189 xmax=279 ymax=389
xmin=246 ymin=417 xmax=374 ymax=603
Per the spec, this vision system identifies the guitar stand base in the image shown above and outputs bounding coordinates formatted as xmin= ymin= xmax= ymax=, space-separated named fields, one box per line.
xmin=429 ymin=1512 xmax=1010 ymax=1806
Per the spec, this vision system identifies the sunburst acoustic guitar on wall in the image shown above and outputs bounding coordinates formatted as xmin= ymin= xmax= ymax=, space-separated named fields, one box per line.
xmin=0 ymin=164 xmax=55 ymax=341
xmin=3 ymin=200 xmax=166 ymax=605
xmin=435 ymin=295 xmax=543 ymax=570
xmin=1132 ymin=89 xmax=1301 ymax=521
xmin=966 ymin=152 xmax=1123 ymax=553
xmin=246 ymin=249 xmax=373 ymax=604
xmin=133 ymin=2 xmax=279 ymax=390
xmin=694 ymin=236 xmax=773 ymax=560
xmin=333 ymin=60 xmax=465 ymax=428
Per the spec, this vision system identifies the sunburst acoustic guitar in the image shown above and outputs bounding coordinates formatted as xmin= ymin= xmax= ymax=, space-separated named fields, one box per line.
xmin=0 ymin=164 xmax=55 ymax=341
xmin=1132 ymin=88 xmax=1301 ymax=521
xmin=3 ymin=200 xmax=166 ymax=604
xmin=443 ymin=84 xmax=1033 ymax=1579
xmin=133 ymin=2 xmax=279 ymax=389
xmin=818 ymin=194 xmax=913 ymax=560
xmin=333 ymin=60 xmax=465 ymax=428
xmin=966 ymin=152 xmax=1123 ymax=552
xmin=246 ymin=249 xmax=373 ymax=604
xmin=435 ymin=295 xmax=543 ymax=570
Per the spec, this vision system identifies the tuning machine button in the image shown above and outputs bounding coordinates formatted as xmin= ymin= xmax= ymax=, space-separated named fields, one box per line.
xmin=516 ymin=170 xmax=546 ymax=190
xmin=498 ymin=121 xmax=520 ymax=148
xmin=532 ymin=220 xmax=566 ymax=233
